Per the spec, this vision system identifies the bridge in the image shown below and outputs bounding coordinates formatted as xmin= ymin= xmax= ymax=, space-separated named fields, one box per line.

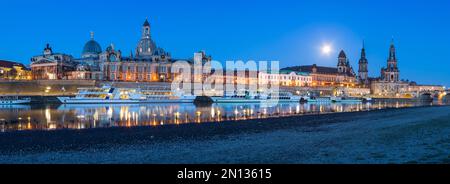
xmin=417 ymin=90 xmax=447 ymax=100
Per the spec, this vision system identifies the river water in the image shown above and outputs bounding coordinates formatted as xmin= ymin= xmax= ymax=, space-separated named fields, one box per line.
xmin=0 ymin=100 xmax=447 ymax=132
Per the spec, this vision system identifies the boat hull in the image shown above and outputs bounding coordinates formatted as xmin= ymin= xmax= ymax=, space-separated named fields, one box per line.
xmin=330 ymin=97 xmax=363 ymax=103
xmin=0 ymin=99 xmax=31 ymax=105
xmin=333 ymin=100 xmax=363 ymax=103
xmin=307 ymin=97 xmax=332 ymax=103
xmin=211 ymin=98 xmax=263 ymax=103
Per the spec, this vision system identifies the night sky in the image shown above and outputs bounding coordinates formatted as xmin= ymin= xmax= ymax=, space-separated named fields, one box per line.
xmin=1 ymin=0 xmax=449 ymax=86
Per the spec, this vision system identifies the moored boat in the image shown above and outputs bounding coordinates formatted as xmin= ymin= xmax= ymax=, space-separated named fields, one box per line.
xmin=0 ymin=96 xmax=31 ymax=105
xmin=210 ymin=91 xmax=264 ymax=103
xmin=307 ymin=96 xmax=332 ymax=103
xmin=362 ymin=96 xmax=373 ymax=103
xmin=140 ymin=89 xmax=196 ymax=103
xmin=211 ymin=91 xmax=303 ymax=103
xmin=331 ymin=96 xmax=363 ymax=103
xmin=57 ymin=86 xmax=196 ymax=104
xmin=267 ymin=92 xmax=302 ymax=103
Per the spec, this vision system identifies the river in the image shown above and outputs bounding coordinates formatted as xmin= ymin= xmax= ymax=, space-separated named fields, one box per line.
xmin=0 ymin=100 xmax=446 ymax=132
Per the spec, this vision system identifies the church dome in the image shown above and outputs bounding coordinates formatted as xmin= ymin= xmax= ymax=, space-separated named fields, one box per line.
xmin=83 ymin=40 xmax=102 ymax=55
xmin=136 ymin=38 xmax=157 ymax=57
xmin=82 ymin=32 xmax=102 ymax=58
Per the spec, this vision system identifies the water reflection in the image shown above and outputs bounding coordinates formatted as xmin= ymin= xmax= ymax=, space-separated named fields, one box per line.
xmin=0 ymin=101 xmax=446 ymax=132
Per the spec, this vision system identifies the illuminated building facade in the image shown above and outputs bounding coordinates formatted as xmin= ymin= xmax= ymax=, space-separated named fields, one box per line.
xmin=101 ymin=19 xmax=175 ymax=82
xmin=282 ymin=50 xmax=358 ymax=87
xmin=70 ymin=31 xmax=104 ymax=80
xmin=258 ymin=70 xmax=312 ymax=87
xmin=0 ymin=60 xmax=32 ymax=80
xmin=371 ymin=40 xmax=410 ymax=96
xmin=30 ymin=44 xmax=76 ymax=80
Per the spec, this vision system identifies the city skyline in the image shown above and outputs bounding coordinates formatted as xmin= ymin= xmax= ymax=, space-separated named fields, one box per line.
xmin=1 ymin=0 xmax=449 ymax=86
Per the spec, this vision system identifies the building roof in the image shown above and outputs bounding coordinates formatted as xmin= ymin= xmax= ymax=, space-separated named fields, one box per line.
xmin=143 ymin=18 xmax=150 ymax=27
xmin=283 ymin=65 xmax=339 ymax=75
xmin=339 ymin=50 xmax=347 ymax=58
xmin=279 ymin=70 xmax=310 ymax=76
xmin=0 ymin=60 xmax=27 ymax=69
xmin=83 ymin=40 xmax=102 ymax=56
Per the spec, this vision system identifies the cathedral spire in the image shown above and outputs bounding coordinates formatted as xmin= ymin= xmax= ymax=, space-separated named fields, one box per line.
xmin=389 ymin=38 xmax=396 ymax=60
xmin=143 ymin=17 xmax=150 ymax=27
xmin=358 ymin=41 xmax=369 ymax=84
xmin=142 ymin=18 xmax=151 ymax=39
xmin=90 ymin=31 xmax=95 ymax=40
xmin=361 ymin=40 xmax=366 ymax=58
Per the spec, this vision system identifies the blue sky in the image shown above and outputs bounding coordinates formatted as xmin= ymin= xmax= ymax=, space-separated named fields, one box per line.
xmin=1 ymin=0 xmax=449 ymax=86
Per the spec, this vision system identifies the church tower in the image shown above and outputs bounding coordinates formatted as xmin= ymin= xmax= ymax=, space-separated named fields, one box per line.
xmin=358 ymin=41 xmax=369 ymax=84
xmin=381 ymin=39 xmax=400 ymax=82
xmin=337 ymin=50 xmax=349 ymax=74
xmin=142 ymin=18 xmax=151 ymax=39
xmin=136 ymin=18 xmax=157 ymax=58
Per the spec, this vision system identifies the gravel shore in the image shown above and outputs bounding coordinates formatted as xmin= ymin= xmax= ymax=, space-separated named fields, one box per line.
xmin=0 ymin=106 xmax=449 ymax=164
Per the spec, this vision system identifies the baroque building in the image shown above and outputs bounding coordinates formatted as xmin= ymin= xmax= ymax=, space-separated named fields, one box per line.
xmin=31 ymin=44 xmax=76 ymax=80
xmin=69 ymin=32 xmax=104 ymax=80
xmin=381 ymin=40 xmax=400 ymax=82
xmin=102 ymin=18 xmax=174 ymax=82
xmin=258 ymin=70 xmax=312 ymax=87
xmin=359 ymin=39 xmax=445 ymax=97
xmin=282 ymin=50 xmax=357 ymax=87
xmin=370 ymin=40 xmax=409 ymax=96
xmin=0 ymin=60 xmax=32 ymax=80
xmin=29 ymin=18 xmax=212 ymax=83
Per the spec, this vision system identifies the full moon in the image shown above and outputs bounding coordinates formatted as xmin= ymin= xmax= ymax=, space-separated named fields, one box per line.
xmin=322 ymin=45 xmax=332 ymax=55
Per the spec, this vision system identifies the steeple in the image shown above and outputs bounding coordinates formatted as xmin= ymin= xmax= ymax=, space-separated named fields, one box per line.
xmin=360 ymin=42 xmax=366 ymax=59
xmin=358 ymin=41 xmax=369 ymax=84
xmin=142 ymin=18 xmax=151 ymax=38
xmin=338 ymin=50 xmax=347 ymax=58
xmin=136 ymin=17 xmax=159 ymax=58
xmin=143 ymin=17 xmax=150 ymax=27
xmin=382 ymin=38 xmax=400 ymax=82
xmin=389 ymin=38 xmax=396 ymax=60
xmin=90 ymin=31 xmax=95 ymax=40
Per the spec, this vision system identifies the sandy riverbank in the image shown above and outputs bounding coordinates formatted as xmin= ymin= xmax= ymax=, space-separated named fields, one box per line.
xmin=0 ymin=105 xmax=449 ymax=164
